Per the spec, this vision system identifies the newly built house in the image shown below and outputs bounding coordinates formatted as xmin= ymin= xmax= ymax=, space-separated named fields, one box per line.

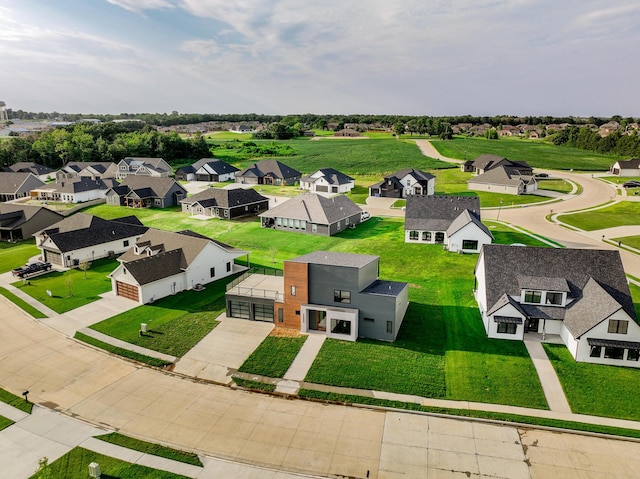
xmin=369 ymin=169 xmax=435 ymax=198
xmin=180 ymin=187 xmax=269 ymax=219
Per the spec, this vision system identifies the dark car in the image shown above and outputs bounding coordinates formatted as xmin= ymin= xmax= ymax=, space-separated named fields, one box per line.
xmin=12 ymin=262 xmax=52 ymax=278
xmin=623 ymin=180 xmax=640 ymax=188
xmin=534 ymin=173 xmax=549 ymax=178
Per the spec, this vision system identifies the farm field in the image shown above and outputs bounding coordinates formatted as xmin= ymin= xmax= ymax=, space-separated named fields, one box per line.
xmin=430 ymin=137 xmax=620 ymax=171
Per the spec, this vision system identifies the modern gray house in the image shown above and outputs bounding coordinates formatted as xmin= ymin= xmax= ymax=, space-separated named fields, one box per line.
xmin=259 ymin=192 xmax=363 ymax=236
xmin=225 ymin=251 xmax=409 ymax=341
xmin=180 ymin=187 xmax=269 ymax=219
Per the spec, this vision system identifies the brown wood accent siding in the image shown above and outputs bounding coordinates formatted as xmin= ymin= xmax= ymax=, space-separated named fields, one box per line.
xmin=278 ymin=261 xmax=308 ymax=330
xmin=116 ymin=281 xmax=139 ymax=302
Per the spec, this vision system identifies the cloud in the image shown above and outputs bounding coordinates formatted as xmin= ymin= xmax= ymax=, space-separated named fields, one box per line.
xmin=105 ymin=0 xmax=175 ymax=13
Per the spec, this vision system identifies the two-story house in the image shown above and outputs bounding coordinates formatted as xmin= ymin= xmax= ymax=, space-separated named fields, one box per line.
xmin=300 ymin=168 xmax=355 ymax=194
xmin=115 ymin=157 xmax=172 ymax=180
xmin=369 ymin=169 xmax=435 ymax=198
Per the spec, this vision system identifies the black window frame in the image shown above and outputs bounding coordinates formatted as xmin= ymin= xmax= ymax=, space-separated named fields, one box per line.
xmin=333 ymin=289 xmax=351 ymax=304
xmin=497 ymin=322 xmax=517 ymax=334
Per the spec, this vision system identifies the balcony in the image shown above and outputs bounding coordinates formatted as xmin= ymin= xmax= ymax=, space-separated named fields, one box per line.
xmin=226 ymin=267 xmax=284 ymax=302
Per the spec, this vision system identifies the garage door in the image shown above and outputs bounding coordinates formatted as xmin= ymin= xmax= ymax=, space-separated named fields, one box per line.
xmin=116 ymin=281 xmax=139 ymax=302
xmin=316 ymin=185 xmax=329 ymax=192
xmin=44 ymin=250 xmax=62 ymax=266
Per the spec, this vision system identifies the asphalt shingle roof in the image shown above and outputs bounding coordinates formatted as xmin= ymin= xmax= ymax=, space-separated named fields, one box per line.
xmin=237 ymin=160 xmax=301 ymax=180
xmin=259 ymin=192 xmax=362 ymax=224
xmin=114 ymin=176 xmax=186 ymax=198
xmin=301 ymin=168 xmax=354 ymax=186
xmin=0 ymin=172 xmax=40 ymax=194
xmin=180 ymin=187 xmax=267 ymax=208
xmin=404 ymin=195 xmax=480 ymax=231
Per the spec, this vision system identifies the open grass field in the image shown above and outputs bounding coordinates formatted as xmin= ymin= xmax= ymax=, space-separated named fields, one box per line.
xmin=238 ymin=335 xmax=307 ymax=378
xmin=556 ymin=201 xmax=640 ymax=230
xmin=0 ymin=239 xmax=39 ymax=273
xmin=11 ymin=258 xmax=117 ymax=313
xmin=29 ymin=448 xmax=190 ymax=479
xmin=543 ymin=343 xmax=640 ymax=421
xmin=430 ymin=137 xmax=620 ymax=171
xmin=90 ymin=282 xmax=226 ymax=357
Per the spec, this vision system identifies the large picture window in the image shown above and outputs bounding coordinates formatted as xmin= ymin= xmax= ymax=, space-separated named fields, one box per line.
xmin=523 ymin=290 xmax=542 ymax=304
xmin=462 ymin=240 xmax=479 ymax=250
xmin=608 ymin=319 xmax=628 ymax=334
xmin=604 ymin=347 xmax=624 ymax=360
xmin=497 ymin=322 xmax=517 ymax=334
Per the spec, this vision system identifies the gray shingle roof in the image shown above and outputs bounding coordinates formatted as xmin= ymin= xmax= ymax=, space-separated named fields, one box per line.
xmin=467 ymin=166 xmax=534 ymax=187
xmin=615 ymin=158 xmax=640 ymax=169
xmin=237 ymin=160 xmax=301 ymax=180
xmin=180 ymin=187 xmax=267 ymax=208
xmin=446 ymin=209 xmax=493 ymax=239
xmin=301 ymin=168 xmax=354 ymax=186
xmin=0 ymin=204 xmax=63 ymax=230
xmin=123 ymin=249 xmax=187 ymax=285
xmin=517 ymin=275 xmax=570 ymax=292
xmin=0 ymin=172 xmax=40 ymax=194
xmin=52 ymin=177 xmax=116 ymax=193
xmin=5 ymin=162 xmax=54 ymax=175
xmin=191 ymin=158 xmax=239 ymax=175
xmin=115 ymin=176 xmax=186 ymax=198
xmin=404 ymin=195 xmax=480 ymax=231
xmin=259 ymin=192 xmax=362 ymax=224
xmin=387 ymin=168 xmax=434 ymax=183
xmin=289 ymin=251 xmax=378 ymax=269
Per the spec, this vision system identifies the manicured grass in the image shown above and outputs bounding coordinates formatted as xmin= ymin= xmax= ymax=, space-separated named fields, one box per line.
xmin=601 ymin=176 xmax=640 ymax=184
xmin=0 ymin=238 xmax=39 ymax=273
xmin=11 ymin=258 xmax=117 ymax=314
xmin=431 ymin=137 xmax=620 ymax=170
xmin=391 ymin=199 xmax=406 ymax=208
xmin=537 ymin=179 xmax=573 ymax=193
xmin=90 ymin=284 xmax=226 ymax=357
xmin=233 ymin=378 xmax=277 ymax=392
xmin=74 ymin=332 xmax=173 ymax=368
xmin=484 ymin=221 xmax=557 ymax=247
xmin=613 ymin=236 xmax=640 ymax=250
xmin=0 ymin=286 xmax=47 ymax=318
xmin=239 ymin=336 xmax=308 ymax=378
xmin=544 ymin=343 xmax=640 ymax=421
xmin=0 ymin=387 xmax=33 ymax=413
xmin=95 ymin=432 xmax=203 ymax=467
xmin=298 ymin=390 xmax=640 ymax=439
xmin=557 ymin=201 xmax=640 ymax=231
xmin=432 ymin=167 xmax=553 ymax=207
xmin=0 ymin=416 xmax=13 ymax=432
xmin=29 ymin=447 xmax=190 ymax=479
xmin=346 ymin=181 xmax=374 ymax=204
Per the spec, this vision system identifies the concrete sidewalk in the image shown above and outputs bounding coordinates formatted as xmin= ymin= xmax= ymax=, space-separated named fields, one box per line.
xmin=524 ymin=340 xmax=572 ymax=413
xmin=276 ymin=334 xmax=325 ymax=394
xmin=77 ymin=327 xmax=177 ymax=363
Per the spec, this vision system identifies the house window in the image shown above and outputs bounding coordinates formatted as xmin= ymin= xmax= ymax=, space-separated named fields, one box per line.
xmin=423 ymin=232 xmax=431 ymax=241
xmin=386 ymin=321 xmax=393 ymax=334
xmin=154 ymin=199 xmax=162 ymax=206
xmin=523 ymin=290 xmax=542 ymax=304
xmin=345 ymin=218 xmax=350 ymax=225
xmin=364 ymin=317 xmax=374 ymax=323
xmin=409 ymin=231 xmax=419 ymax=241
xmin=291 ymin=286 xmax=296 ymax=296
xmin=210 ymin=267 xmax=215 ymax=278
xmin=278 ymin=308 xmax=284 ymax=323
xmin=215 ymin=208 xmax=220 ymax=216
xmin=334 ymin=290 xmax=351 ymax=303
xmin=546 ymin=292 xmax=563 ymax=305
xmin=337 ymin=221 xmax=342 ymax=230
xmin=226 ymin=262 xmax=231 ymax=272
xmin=300 ymin=220 xmax=306 ymax=229
xmin=294 ymin=219 xmax=300 ymax=229
xmin=462 ymin=240 xmax=479 ymax=250
xmin=123 ymin=240 xmax=129 ymax=247
xmin=295 ymin=310 xmax=300 ymax=315
xmin=627 ymin=349 xmax=640 ymax=361
xmin=276 ymin=218 xmax=282 ymax=226
xmin=589 ymin=345 xmax=602 ymax=358
xmin=604 ymin=347 xmax=624 ymax=360
xmin=330 ymin=319 xmax=351 ymax=336
xmin=608 ymin=320 xmax=628 ymax=334
xmin=497 ymin=323 xmax=517 ymax=334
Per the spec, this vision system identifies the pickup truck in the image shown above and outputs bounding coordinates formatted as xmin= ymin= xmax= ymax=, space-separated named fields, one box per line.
xmin=12 ymin=262 xmax=52 ymax=278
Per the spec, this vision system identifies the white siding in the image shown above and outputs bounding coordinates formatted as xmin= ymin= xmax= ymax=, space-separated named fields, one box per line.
xmin=41 ymin=236 xmax=141 ymax=267
xmin=468 ymin=181 xmax=522 ymax=195
xmin=447 ymin=223 xmax=492 ymax=253
xmin=486 ymin=303 xmax=525 ymax=340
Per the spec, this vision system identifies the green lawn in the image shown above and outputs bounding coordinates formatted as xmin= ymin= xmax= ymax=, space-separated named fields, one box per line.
xmin=557 ymin=201 xmax=640 ymax=231
xmin=0 ymin=287 xmax=47 ymax=318
xmin=11 ymin=258 xmax=117 ymax=314
xmin=95 ymin=433 xmax=202 ymax=466
xmin=238 ymin=335 xmax=308 ymax=378
xmin=543 ymin=343 xmax=640 ymax=421
xmin=89 ymin=283 xmax=226 ymax=357
xmin=537 ymin=179 xmax=573 ymax=193
xmin=29 ymin=448 xmax=190 ymax=479
xmin=0 ymin=239 xmax=39 ymax=273
xmin=0 ymin=415 xmax=13 ymax=432
xmin=431 ymin=137 xmax=620 ymax=170
xmin=484 ymin=221 xmax=556 ymax=247
xmin=75 ymin=332 xmax=172 ymax=368
xmin=613 ymin=236 xmax=640 ymax=250
xmin=0 ymin=387 xmax=32 ymax=413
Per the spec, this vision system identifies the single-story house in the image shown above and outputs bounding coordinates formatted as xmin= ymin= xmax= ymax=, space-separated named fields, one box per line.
xmin=110 ymin=229 xmax=248 ymax=304
xmin=226 ymin=251 xmax=409 ymax=341
xmin=175 ymin=158 xmax=239 ymax=182
xmin=475 ymin=244 xmax=640 ymax=367
xmin=3 ymin=162 xmax=56 ymax=182
xmin=369 ymin=169 xmax=435 ymax=198
xmin=180 ymin=187 xmax=269 ymax=219
xmin=467 ymin=166 xmax=537 ymax=195
xmin=259 ymin=192 xmax=363 ymax=236
xmin=300 ymin=168 xmax=355 ymax=194
xmin=236 ymin=160 xmax=301 ymax=186
xmin=105 ymin=177 xmax=186 ymax=208
xmin=610 ymin=158 xmax=640 ymax=177
xmin=30 ymin=177 xmax=118 ymax=203
xmin=404 ymin=195 xmax=493 ymax=253
xmin=334 ymin=128 xmax=361 ymax=137
xmin=115 ymin=157 xmax=172 ymax=180
xmin=57 ymin=161 xmax=118 ymax=180
xmin=0 ymin=172 xmax=45 ymax=202
xmin=35 ymin=214 xmax=148 ymax=267
xmin=0 ymin=204 xmax=64 ymax=242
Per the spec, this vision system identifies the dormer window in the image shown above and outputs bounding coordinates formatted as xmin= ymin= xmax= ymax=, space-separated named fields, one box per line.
xmin=523 ymin=290 xmax=542 ymax=304
xmin=546 ymin=292 xmax=563 ymax=305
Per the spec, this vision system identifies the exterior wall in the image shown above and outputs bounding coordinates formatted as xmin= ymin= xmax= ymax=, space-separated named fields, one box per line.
xmin=111 ymin=265 xmax=188 ymax=305
xmin=217 ymin=172 xmax=235 ymax=182
xmin=541 ymin=319 xmax=563 ymax=335
xmin=106 ymin=193 xmax=124 ymax=206
xmin=468 ymin=181 xmax=522 ymax=195
xmin=327 ymin=212 xmax=362 ymax=236
xmin=229 ymin=200 xmax=269 ymax=219
xmin=404 ymin=229 xmax=443 ymax=244
xmin=237 ymin=176 xmax=260 ymax=185
xmin=183 ymin=243 xmax=239 ymax=289
xmin=447 ymin=223 xmax=492 ymax=253
xmin=300 ymin=304 xmax=358 ymax=341
xmin=474 ymin=254 xmax=487 ymax=314
xmin=18 ymin=175 xmax=45 ymax=197
xmin=486 ymin=303 xmax=525 ymax=341
xmin=41 ymin=235 xmax=141 ymax=267
xmin=611 ymin=163 xmax=639 ymax=177
xmin=574 ymin=310 xmax=640 ymax=367
xmin=19 ymin=209 xmax=64 ymax=239
xmin=281 ymin=261 xmax=309 ymax=329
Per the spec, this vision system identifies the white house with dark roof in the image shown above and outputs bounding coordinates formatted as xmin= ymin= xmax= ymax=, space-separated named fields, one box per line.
xmin=474 ymin=245 xmax=640 ymax=367
xmin=115 ymin=157 xmax=172 ymax=180
xmin=180 ymin=187 xmax=268 ymax=219
xmin=110 ymin=229 xmax=248 ymax=304
xmin=35 ymin=213 xmax=148 ymax=267
xmin=404 ymin=195 xmax=493 ymax=253
xmin=300 ymin=168 xmax=355 ymax=194
xmin=236 ymin=159 xmax=301 ymax=186
xmin=610 ymin=158 xmax=640 ymax=176
xmin=467 ymin=154 xmax=537 ymax=195
xmin=175 ymin=158 xmax=239 ymax=182
xmin=259 ymin=192 xmax=363 ymax=236
xmin=369 ymin=169 xmax=435 ymax=198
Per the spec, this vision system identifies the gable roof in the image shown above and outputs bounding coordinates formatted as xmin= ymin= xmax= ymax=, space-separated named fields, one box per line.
xmin=467 ymin=165 xmax=534 ymax=187
xmin=5 ymin=162 xmax=54 ymax=176
xmin=615 ymin=158 xmax=640 ymax=169
xmin=478 ymin=245 xmax=636 ymax=327
xmin=39 ymin=214 xmax=148 ymax=253
xmin=259 ymin=192 xmax=362 ymax=224
xmin=446 ymin=209 xmax=493 ymax=239
xmin=59 ymin=162 xmax=117 ymax=176
xmin=0 ymin=204 xmax=64 ymax=230
xmin=46 ymin=177 xmax=117 ymax=194
xmin=301 ymin=168 xmax=354 ymax=186
xmin=387 ymin=168 xmax=435 ymax=183
xmin=191 ymin=158 xmax=239 ymax=175
xmin=114 ymin=176 xmax=186 ymax=198
xmin=0 ymin=172 xmax=43 ymax=194
xmin=404 ymin=195 xmax=480 ymax=231
xmin=180 ymin=187 xmax=267 ymax=208
xmin=237 ymin=160 xmax=301 ymax=180
xmin=122 ymin=249 xmax=188 ymax=285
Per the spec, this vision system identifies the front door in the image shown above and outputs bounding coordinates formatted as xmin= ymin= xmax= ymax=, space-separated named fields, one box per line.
xmin=525 ymin=318 xmax=539 ymax=332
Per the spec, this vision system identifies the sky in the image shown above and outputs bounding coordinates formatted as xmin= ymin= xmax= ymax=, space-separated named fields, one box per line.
xmin=1 ymin=0 xmax=639 ymax=117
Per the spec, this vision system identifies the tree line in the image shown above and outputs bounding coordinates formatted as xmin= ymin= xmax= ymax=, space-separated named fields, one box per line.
xmin=551 ymin=126 xmax=640 ymax=157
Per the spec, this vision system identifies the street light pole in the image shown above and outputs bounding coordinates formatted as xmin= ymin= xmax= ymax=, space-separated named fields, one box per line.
xmin=496 ymin=199 xmax=503 ymax=221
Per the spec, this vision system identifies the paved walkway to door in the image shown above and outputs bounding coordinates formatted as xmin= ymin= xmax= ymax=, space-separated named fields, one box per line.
xmin=524 ymin=339 xmax=572 ymax=413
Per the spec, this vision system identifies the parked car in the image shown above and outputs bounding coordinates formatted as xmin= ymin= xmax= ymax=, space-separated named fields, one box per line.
xmin=534 ymin=173 xmax=549 ymax=178
xmin=12 ymin=262 xmax=52 ymax=278
xmin=623 ymin=180 xmax=640 ymax=188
